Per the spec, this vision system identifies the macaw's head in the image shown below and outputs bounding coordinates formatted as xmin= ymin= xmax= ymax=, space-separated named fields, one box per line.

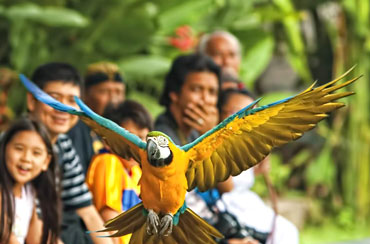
xmin=146 ymin=131 xmax=173 ymax=167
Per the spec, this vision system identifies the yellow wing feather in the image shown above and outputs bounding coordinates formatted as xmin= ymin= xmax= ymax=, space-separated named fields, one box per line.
xmin=80 ymin=116 xmax=144 ymax=162
xmin=186 ymin=70 xmax=360 ymax=192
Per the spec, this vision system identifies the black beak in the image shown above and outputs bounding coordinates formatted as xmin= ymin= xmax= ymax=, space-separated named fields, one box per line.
xmin=147 ymin=139 xmax=158 ymax=162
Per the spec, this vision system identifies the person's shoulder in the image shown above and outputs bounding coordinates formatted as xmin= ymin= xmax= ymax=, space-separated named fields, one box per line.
xmin=56 ymin=133 xmax=71 ymax=142
xmin=67 ymin=120 xmax=91 ymax=138
xmin=55 ymin=133 xmax=74 ymax=149
xmin=24 ymin=184 xmax=37 ymax=201
xmin=70 ymin=120 xmax=89 ymax=131
xmin=154 ymin=111 xmax=169 ymax=126
xmin=92 ymin=153 xmax=121 ymax=167
xmin=154 ymin=111 xmax=177 ymax=133
xmin=88 ymin=153 xmax=124 ymax=177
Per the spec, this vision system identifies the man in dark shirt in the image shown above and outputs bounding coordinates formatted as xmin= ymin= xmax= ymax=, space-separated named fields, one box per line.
xmin=155 ymin=54 xmax=260 ymax=244
xmin=155 ymin=53 xmax=220 ymax=145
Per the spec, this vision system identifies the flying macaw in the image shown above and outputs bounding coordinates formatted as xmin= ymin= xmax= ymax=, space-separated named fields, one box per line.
xmin=20 ymin=69 xmax=359 ymax=244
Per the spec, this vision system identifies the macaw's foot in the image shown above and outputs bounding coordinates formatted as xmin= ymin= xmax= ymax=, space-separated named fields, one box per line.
xmin=159 ymin=213 xmax=173 ymax=236
xmin=146 ymin=209 xmax=160 ymax=235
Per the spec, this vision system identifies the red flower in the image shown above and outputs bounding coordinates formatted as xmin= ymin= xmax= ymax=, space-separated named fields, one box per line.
xmin=168 ymin=25 xmax=196 ymax=52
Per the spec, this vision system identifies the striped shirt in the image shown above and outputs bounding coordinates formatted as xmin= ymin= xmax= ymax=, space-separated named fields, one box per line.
xmin=54 ymin=134 xmax=92 ymax=210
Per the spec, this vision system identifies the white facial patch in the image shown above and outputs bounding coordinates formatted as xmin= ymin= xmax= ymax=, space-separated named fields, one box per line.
xmin=157 ymin=136 xmax=169 ymax=147
xmin=147 ymin=136 xmax=169 ymax=148
xmin=157 ymin=145 xmax=171 ymax=159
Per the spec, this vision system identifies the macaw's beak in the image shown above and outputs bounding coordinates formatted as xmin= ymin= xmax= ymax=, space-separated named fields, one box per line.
xmin=147 ymin=139 xmax=160 ymax=162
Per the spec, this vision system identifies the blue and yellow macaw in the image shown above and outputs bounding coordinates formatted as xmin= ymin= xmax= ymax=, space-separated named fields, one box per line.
xmin=20 ymin=68 xmax=359 ymax=244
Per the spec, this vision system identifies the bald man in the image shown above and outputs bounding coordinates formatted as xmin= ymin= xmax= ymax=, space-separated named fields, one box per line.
xmin=198 ymin=30 xmax=241 ymax=77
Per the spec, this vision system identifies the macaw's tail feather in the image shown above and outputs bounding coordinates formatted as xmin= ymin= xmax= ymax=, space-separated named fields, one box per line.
xmin=102 ymin=203 xmax=146 ymax=236
xmin=98 ymin=203 xmax=223 ymax=244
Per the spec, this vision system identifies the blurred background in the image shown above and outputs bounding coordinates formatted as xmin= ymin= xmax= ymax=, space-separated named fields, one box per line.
xmin=0 ymin=0 xmax=369 ymax=243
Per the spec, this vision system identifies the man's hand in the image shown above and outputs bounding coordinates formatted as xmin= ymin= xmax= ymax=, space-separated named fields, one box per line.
xmin=183 ymin=102 xmax=219 ymax=135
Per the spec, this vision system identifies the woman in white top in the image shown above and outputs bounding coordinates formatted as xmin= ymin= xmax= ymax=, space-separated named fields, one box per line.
xmin=0 ymin=117 xmax=61 ymax=244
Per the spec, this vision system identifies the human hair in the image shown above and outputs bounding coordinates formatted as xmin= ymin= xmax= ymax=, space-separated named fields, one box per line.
xmin=103 ymin=100 xmax=153 ymax=131
xmin=220 ymin=70 xmax=241 ymax=84
xmin=84 ymin=61 xmax=125 ymax=90
xmin=218 ymin=87 xmax=256 ymax=112
xmin=31 ymin=62 xmax=82 ymax=90
xmin=0 ymin=117 xmax=61 ymax=244
xmin=197 ymin=30 xmax=242 ymax=57
xmin=159 ymin=53 xmax=221 ymax=108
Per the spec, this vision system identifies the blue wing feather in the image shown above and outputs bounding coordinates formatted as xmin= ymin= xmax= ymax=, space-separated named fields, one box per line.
xmin=180 ymin=95 xmax=294 ymax=152
xmin=19 ymin=74 xmax=83 ymax=115
xmin=20 ymin=74 xmax=146 ymax=150
xmin=74 ymin=97 xmax=146 ymax=149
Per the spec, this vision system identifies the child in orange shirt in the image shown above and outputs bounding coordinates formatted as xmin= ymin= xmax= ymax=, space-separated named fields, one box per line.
xmin=86 ymin=100 xmax=153 ymax=244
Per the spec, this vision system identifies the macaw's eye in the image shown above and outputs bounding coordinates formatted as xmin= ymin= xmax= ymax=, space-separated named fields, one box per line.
xmin=157 ymin=136 xmax=169 ymax=147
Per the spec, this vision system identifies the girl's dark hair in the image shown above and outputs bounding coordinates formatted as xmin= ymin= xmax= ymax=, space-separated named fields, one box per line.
xmin=103 ymin=100 xmax=153 ymax=131
xmin=159 ymin=53 xmax=221 ymax=108
xmin=218 ymin=87 xmax=256 ymax=112
xmin=0 ymin=117 xmax=61 ymax=244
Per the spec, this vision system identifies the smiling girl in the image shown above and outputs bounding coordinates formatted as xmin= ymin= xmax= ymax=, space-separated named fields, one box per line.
xmin=0 ymin=117 xmax=61 ymax=244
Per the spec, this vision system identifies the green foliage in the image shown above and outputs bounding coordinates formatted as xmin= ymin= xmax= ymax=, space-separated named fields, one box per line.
xmin=119 ymin=55 xmax=170 ymax=79
xmin=127 ymin=90 xmax=163 ymax=120
xmin=239 ymin=30 xmax=275 ymax=87
xmin=0 ymin=0 xmax=311 ymax=117
xmin=301 ymin=219 xmax=370 ymax=244
xmin=5 ymin=3 xmax=89 ymax=27
xmin=273 ymin=0 xmax=312 ymax=82
xmin=305 ymin=144 xmax=335 ymax=189
xmin=252 ymin=153 xmax=292 ymax=197
xmin=323 ymin=0 xmax=370 ymax=222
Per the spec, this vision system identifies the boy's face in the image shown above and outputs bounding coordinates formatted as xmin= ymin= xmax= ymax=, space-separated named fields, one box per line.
xmin=120 ymin=119 xmax=149 ymax=141
xmin=27 ymin=81 xmax=80 ymax=141
xmin=119 ymin=119 xmax=149 ymax=169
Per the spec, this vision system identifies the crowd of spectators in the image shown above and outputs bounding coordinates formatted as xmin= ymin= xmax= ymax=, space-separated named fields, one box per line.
xmin=0 ymin=30 xmax=299 ymax=244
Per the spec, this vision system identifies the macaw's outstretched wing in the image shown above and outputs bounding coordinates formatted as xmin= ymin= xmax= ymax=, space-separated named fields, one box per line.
xmin=182 ymin=69 xmax=360 ymax=192
xmin=20 ymin=74 xmax=146 ymax=162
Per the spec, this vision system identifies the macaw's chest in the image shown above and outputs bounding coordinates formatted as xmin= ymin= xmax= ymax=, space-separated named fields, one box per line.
xmin=138 ymin=150 xmax=189 ymax=215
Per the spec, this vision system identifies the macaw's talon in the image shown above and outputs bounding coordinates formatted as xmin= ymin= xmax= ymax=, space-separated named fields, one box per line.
xmin=159 ymin=213 xmax=173 ymax=236
xmin=146 ymin=209 xmax=160 ymax=235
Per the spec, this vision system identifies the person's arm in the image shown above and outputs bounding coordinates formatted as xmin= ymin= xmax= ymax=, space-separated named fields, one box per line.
xmin=228 ymin=238 xmax=260 ymax=244
xmin=25 ymin=209 xmax=64 ymax=244
xmin=100 ymin=206 xmax=119 ymax=223
xmin=76 ymin=205 xmax=114 ymax=244
xmin=9 ymin=233 xmax=21 ymax=244
xmin=100 ymin=207 xmax=121 ymax=244
xmin=217 ymin=176 xmax=234 ymax=194
xmin=86 ymin=155 xmax=125 ymax=244
xmin=253 ymin=156 xmax=270 ymax=176
xmin=25 ymin=206 xmax=42 ymax=244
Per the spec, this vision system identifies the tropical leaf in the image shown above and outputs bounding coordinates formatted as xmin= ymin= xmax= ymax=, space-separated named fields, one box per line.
xmin=118 ymin=55 xmax=171 ymax=80
xmin=239 ymin=32 xmax=275 ymax=86
xmin=6 ymin=3 xmax=89 ymax=27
